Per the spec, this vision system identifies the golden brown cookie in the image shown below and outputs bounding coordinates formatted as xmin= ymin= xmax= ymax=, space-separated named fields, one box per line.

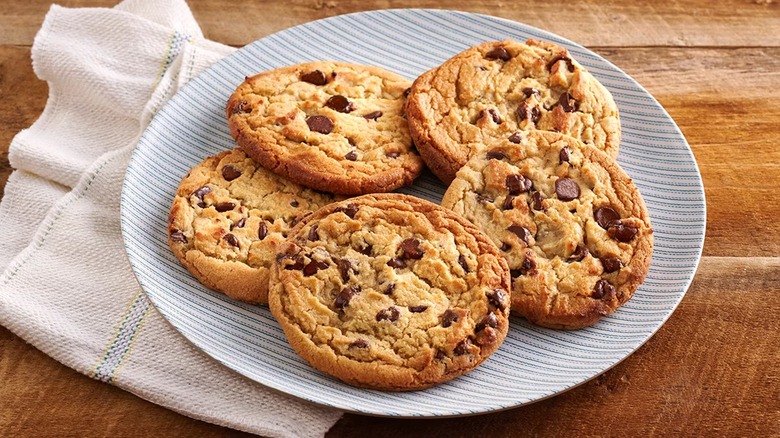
xmin=227 ymin=61 xmax=424 ymax=195
xmin=441 ymin=131 xmax=652 ymax=329
xmin=407 ymin=39 xmax=621 ymax=183
xmin=167 ymin=149 xmax=342 ymax=304
xmin=268 ymin=194 xmax=510 ymax=390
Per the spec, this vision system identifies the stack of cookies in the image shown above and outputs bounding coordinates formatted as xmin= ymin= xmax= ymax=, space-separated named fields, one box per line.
xmin=166 ymin=40 xmax=653 ymax=391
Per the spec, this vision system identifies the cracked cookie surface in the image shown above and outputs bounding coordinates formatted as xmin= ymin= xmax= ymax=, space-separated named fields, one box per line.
xmin=269 ymin=193 xmax=510 ymax=390
xmin=407 ymin=39 xmax=621 ymax=183
xmin=227 ymin=61 xmax=424 ymax=195
xmin=167 ymin=149 xmax=342 ymax=304
xmin=441 ymin=131 xmax=652 ymax=329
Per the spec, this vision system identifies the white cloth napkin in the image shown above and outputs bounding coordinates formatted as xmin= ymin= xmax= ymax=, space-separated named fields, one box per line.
xmin=0 ymin=1 xmax=344 ymax=436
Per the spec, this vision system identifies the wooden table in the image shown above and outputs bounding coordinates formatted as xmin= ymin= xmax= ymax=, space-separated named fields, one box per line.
xmin=1 ymin=1 xmax=778 ymax=436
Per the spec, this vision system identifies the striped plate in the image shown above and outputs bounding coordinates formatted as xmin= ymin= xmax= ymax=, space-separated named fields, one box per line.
xmin=121 ymin=9 xmax=705 ymax=417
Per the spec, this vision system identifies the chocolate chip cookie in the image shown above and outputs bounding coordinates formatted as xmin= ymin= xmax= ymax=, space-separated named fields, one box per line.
xmin=441 ymin=131 xmax=652 ymax=329
xmin=167 ymin=149 xmax=342 ymax=304
xmin=227 ymin=61 xmax=424 ymax=195
xmin=407 ymin=39 xmax=621 ymax=183
xmin=268 ymin=194 xmax=510 ymax=390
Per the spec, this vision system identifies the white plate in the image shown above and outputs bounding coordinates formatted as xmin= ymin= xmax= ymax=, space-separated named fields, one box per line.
xmin=121 ymin=9 xmax=705 ymax=417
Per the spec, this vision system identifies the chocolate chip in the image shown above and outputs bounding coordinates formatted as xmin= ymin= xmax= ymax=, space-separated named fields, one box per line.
xmin=486 ymin=150 xmax=506 ymax=160
xmin=607 ymin=223 xmax=639 ymax=242
xmin=363 ymin=111 xmax=383 ymax=120
xmin=506 ymin=174 xmax=532 ymax=195
xmin=516 ymin=101 xmax=541 ymax=124
xmin=325 ymin=95 xmax=355 ymax=113
xmin=230 ymin=217 xmax=246 ymax=231
xmin=510 ymin=269 xmax=522 ymax=278
xmin=349 ymin=339 xmax=369 ymax=349
xmin=500 ymin=242 xmax=512 ymax=252
xmin=547 ymin=55 xmax=575 ymax=72
xmin=357 ymin=243 xmax=372 ymax=256
xmin=558 ymin=92 xmax=578 ymax=113
xmin=303 ymin=260 xmax=329 ymax=276
xmin=337 ymin=258 xmax=352 ymax=283
xmin=344 ymin=150 xmax=357 ymax=161
xmin=475 ymin=314 xmax=499 ymax=332
xmin=387 ymin=258 xmax=406 ymax=269
xmin=400 ymin=238 xmax=424 ymax=260
xmin=301 ymin=70 xmax=327 ymax=85
xmin=592 ymin=279 xmax=615 ymax=299
xmin=458 ymin=254 xmax=469 ymax=273
xmin=454 ymin=339 xmax=471 ymax=355
xmin=559 ymin=147 xmax=571 ymax=163
xmin=282 ymin=254 xmax=305 ymax=271
xmin=435 ymin=350 xmax=446 ymax=361
xmin=502 ymin=195 xmax=516 ymax=210
xmin=530 ymin=192 xmax=544 ymax=211
xmin=224 ymin=233 xmax=239 ymax=248
xmin=409 ymin=305 xmax=428 ymax=313
xmin=376 ymin=306 xmax=400 ymax=322
xmin=229 ymin=100 xmax=250 ymax=116
xmin=568 ymin=244 xmax=590 ymax=262
xmin=290 ymin=200 xmax=299 ymax=208
xmin=170 ymin=230 xmax=187 ymax=243
xmin=522 ymin=87 xmax=541 ymax=99
xmin=214 ymin=202 xmax=235 ymax=212
xmin=192 ymin=186 xmax=211 ymax=207
xmin=306 ymin=115 xmax=333 ymax=134
xmin=441 ymin=309 xmax=459 ymax=327
xmin=385 ymin=283 xmax=396 ymax=295
xmin=308 ymin=224 xmax=319 ymax=241
xmin=403 ymin=87 xmax=411 ymax=97
xmin=335 ymin=286 xmax=358 ymax=309
xmin=487 ymin=288 xmax=508 ymax=311
xmin=508 ymin=131 xmax=523 ymax=143
xmin=258 ymin=221 xmax=268 ymax=240
xmin=507 ymin=225 xmax=532 ymax=245
xmin=482 ymin=108 xmax=502 ymax=124
xmin=555 ymin=178 xmax=580 ymax=201
xmin=334 ymin=203 xmax=358 ymax=219
xmin=485 ymin=46 xmax=511 ymax=61
xmin=594 ymin=206 xmax=621 ymax=229
xmin=476 ymin=193 xmax=494 ymax=204
xmin=521 ymin=251 xmax=536 ymax=274
xmin=221 ymin=165 xmax=242 ymax=181
xmin=386 ymin=151 xmax=400 ymax=159
xmin=602 ymin=257 xmax=623 ymax=273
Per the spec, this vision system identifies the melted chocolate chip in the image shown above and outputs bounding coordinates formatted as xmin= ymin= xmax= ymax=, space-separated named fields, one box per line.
xmin=290 ymin=200 xmax=299 ymax=208
xmin=516 ymin=101 xmax=541 ymax=124
xmin=224 ymin=233 xmax=239 ymax=248
xmin=325 ymin=95 xmax=355 ymax=113
xmin=308 ymin=224 xmax=319 ymax=241
xmin=303 ymin=260 xmax=329 ymax=276
xmin=229 ymin=100 xmax=250 ymax=116
xmin=282 ymin=254 xmax=305 ymax=271
xmin=214 ymin=202 xmax=235 ymax=212
xmin=387 ymin=258 xmax=406 ymax=269
xmin=485 ymin=46 xmax=511 ymax=61
xmin=568 ymin=244 xmax=590 ymax=262
xmin=385 ymin=283 xmax=396 ymax=295
xmin=608 ymin=223 xmax=639 ymax=242
xmin=454 ymin=339 xmax=471 ymax=355
xmin=221 ymin=165 xmax=242 ymax=181
xmin=508 ymin=131 xmax=523 ymax=143
xmin=555 ymin=178 xmax=580 ymax=201
xmin=337 ymin=258 xmax=352 ymax=283
xmin=334 ymin=203 xmax=358 ymax=219
xmin=601 ymin=257 xmax=623 ymax=273
xmin=500 ymin=242 xmax=512 ymax=252
xmin=482 ymin=108 xmax=502 ymax=124
xmin=510 ymin=269 xmax=522 ymax=278
xmin=559 ymin=147 xmax=571 ymax=163
xmin=335 ymin=286 xmax=358 ymax=309
xmin=441 ymin=309 xmax=459 ymax=327
xmin=170 ymin=230 xmax=187 ymax=243
xmin=476 ymin=193 xmax=494 ymax=204
xmin=400 ymin=238 xmax=424 ymax=260
xmin=506 ymin=174 xmax=533 ymax=195
xmin=503 ymin=194 xmax=516 ymax=210
xmin=403 ymin=87 xmax=411 ymax=98
xmin=301 ymin=70 xmax=327 ymax=85
xmin=475 ymin=314 xmax=499 ymax=332
xmin=409 ymin=305 xmax=428 ymax=313
xmin=547 ymin=55 xmax=575 ymax=72
xmin=458 ymin=254 xmax=469 ymax=273
xmin=357 ymin=243 xmax=372 ymax=256
xmin=344 ymin=150 xmax=357 ymax=161
xmin=522 ymin=87 xmax=541 ymax=99
xmin=376 ymin=306 xmax=400 ymax=322
xmin=386 ymin=151 xmax=400 ymax=159
xmin=508 ymin=225 xmax=532 ymax=245
xmin=594 ymin=206 xmax=621 ymax=229
xmin=558 ymin=92 xmax=578 ymax=113
xmin=306 ymin=115 xmax=333 ymax=134
xmin=486 ymin=150 xmax=507 ymax=160
xmin=530 ymin=192 xmax=544 ymax=211
xmin=521 ymin=251 xmax=536 ymax=274
xmin=230 ymin=217 xmax=246 ymax=231
xmin=592 ymin=279 xmax=615 ymax=299
xmin=349 ymin=339 xmax=369 ymax=349
xmin=192 ymin=186 xmax=211 ymax=207
xmin=258 ymin=221 xmax=268 ymax=240
xmin=435 ymin=350 xmax=446 ymax=361
xmin=487 ymin=288 xmax=508 ymax=311
xmin=363 ymin=111 xmax=382 ymax=120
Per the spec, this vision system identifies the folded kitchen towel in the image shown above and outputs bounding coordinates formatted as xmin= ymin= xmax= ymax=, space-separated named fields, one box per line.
xmin=0 ymin=1 xmax=343 ymax=436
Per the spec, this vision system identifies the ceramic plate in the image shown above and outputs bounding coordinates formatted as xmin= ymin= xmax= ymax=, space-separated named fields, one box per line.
xmin=121 ymin=9 xmax=706 ymax=417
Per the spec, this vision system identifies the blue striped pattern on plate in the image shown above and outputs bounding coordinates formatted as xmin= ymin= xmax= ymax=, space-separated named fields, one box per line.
xmin=120 ymin=9 xmax=705 ymax=417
